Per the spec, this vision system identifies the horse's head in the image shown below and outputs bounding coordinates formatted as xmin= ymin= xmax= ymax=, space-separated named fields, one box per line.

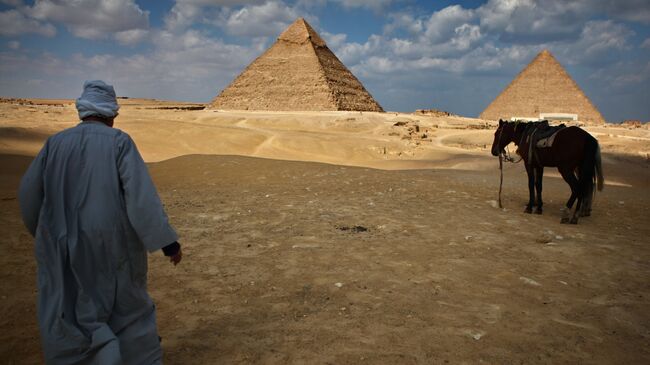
xmin=491 ymin=119 xmax=516 ymax=156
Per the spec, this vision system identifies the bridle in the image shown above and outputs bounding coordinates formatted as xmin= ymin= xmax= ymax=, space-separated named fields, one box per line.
xmin=496 ymin=122 xmax=521 ymax=163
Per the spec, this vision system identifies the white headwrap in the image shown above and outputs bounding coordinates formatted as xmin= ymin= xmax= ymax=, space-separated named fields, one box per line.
xmin=75 ymin=80 xmax=120 ymax=119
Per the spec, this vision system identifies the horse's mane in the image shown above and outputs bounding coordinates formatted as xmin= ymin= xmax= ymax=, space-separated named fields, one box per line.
xmin=508 ymin=120 xmax=550 ymax=134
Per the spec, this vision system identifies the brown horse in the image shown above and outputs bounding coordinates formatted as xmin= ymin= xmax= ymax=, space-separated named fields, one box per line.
xmin=490 ymin=120 xmax=604 ymax=224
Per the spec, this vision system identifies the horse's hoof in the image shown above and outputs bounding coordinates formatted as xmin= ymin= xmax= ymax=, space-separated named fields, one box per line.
xmin=524 ymin=207 xmax=533 ymax=214
xmin=570 ymin=218 xmax=579 ymax=224
xmin=534 ymin=208 xmax=543 ymax=215
xmin=560 ymin=217 xmax=570 ymax=224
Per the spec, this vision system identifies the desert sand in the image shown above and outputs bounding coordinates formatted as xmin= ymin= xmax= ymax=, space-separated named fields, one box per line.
xmin=1 ymin=98 xmax=649 ymax=364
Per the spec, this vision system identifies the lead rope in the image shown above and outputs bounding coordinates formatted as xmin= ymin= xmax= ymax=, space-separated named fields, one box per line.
xmin=498 ymin=151 xmax=504 ymax=209
xmin=497 ymin=127 xmax=505 ymax=209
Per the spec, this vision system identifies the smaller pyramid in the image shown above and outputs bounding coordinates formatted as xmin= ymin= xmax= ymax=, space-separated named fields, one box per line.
xmin=480 ymin=50 xmax=605 ymax=124
xmin=210 ymin=18 xmax=383 ymax=112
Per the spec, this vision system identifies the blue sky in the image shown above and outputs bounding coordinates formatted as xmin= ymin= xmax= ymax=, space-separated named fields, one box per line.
xmin=1 ymin=0 xmax=649 ymax=122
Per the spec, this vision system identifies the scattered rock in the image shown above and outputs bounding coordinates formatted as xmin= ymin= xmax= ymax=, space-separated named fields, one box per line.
xmin=337 ymin=225 xmax=368 ymax=233
xmin=463 ymin=329 xmax=486 ymax=340
xmin=292 ymin=244 xmax=321 ymax=249
xmin=519 ymin=276 xmax=541 ymax=286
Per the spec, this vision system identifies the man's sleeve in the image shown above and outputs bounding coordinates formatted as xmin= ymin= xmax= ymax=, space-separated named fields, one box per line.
xmin=117 ymin=133 xmax=178 ymax=252
xmin=18 ymin=142 xmax=47 ymax=237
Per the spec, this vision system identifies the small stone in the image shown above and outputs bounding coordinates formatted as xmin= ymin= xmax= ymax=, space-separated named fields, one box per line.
xmin=334 ymin=282 xmax=343 ymax=288
xmin=519 ymin=276 xmax=541 ymax=286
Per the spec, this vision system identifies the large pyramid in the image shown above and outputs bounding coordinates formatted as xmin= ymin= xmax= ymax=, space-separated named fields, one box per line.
xmin=480 ymin=50 xmax=605 ymax=124
xmin=210 ymin=18 xmax=383 ymax=112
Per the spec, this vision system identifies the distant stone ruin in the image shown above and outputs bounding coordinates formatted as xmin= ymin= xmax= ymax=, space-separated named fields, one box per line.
xmin=480 ymin=50 xmax=605 ymax=124
xmin=210 ymin=18 xmax=383 ymax=112
xmin=414 ymin=109 xmax=457 ymax=117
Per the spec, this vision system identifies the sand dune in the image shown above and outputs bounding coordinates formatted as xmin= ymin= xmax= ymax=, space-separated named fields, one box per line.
xmin=1 ymin=98 xmax=649 ymax=364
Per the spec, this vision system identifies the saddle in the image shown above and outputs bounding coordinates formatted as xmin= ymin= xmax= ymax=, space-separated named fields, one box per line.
xmin=524 ymin=121 xmax=566 ymax=165
xmin=535 ymin=127 xmax=564 ymax=148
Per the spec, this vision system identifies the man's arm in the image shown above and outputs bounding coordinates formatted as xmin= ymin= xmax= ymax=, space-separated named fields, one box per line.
xmin=18 ymin=142 xmax=48 ymax=236
xmin=116 ymin=133 xmax=179 ymax=253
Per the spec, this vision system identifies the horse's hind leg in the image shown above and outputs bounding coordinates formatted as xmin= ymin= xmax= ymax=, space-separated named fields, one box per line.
xmin=559 ymin=167 xmax=579 ymax=224
xmin=571 ymin=196 xmax=582 ymax=224
xmin=580 ymin=181 xmax=593 ymax=217
xmin=534 ymin=166 xmax=544 ymax=214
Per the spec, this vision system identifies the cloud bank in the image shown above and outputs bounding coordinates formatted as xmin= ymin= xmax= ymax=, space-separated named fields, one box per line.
xmin=0 ymin=0 xmax=648 ymax=121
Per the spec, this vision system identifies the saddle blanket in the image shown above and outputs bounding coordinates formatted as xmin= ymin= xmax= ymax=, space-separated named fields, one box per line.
xmin=536 ymin=129 xmax=563 ymax=148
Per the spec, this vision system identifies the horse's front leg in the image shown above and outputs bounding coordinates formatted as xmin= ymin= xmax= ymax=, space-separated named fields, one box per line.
xmin=524 ymin=164 xmax=535 ymax=214
xmin=534 ymin=166 xmax=544 ymax=214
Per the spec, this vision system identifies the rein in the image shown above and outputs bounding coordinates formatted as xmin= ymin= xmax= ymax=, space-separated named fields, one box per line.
xmin=496 ymin=122 xmax=523 ymax=208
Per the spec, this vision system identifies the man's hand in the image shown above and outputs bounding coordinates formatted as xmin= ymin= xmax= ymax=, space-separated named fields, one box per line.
xmin=162 ymin=241 xmax=182 ymax=266
xmin=169 ymin=248 xmax=182 ymax=266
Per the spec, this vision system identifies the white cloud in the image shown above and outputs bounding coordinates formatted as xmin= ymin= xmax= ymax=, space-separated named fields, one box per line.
xmin=590 ymin=0 xmax=650 ymax=24
xmin=478 ymin=0 xmax=536 ymax=32
xmin=335 ymin=34 xmax=383 ymax=65
xmin=588 ymin=60 xmax=650 ymax=88
xmin=477 ymin=0 xmax=586 ymax=43
xmin=0 ymin=26 xmax=262 ymax=100
xmin=114 ymin=29 xmax=150 ymax=46
xmin=384 ymin=13 xmax=423 ymax=35
xmin=330 ymin=0 xmax=393 ymax=12
xmin=164 ymin=0 xmax=265 ymax=31
xmin=0 ymin=9 xmax=56 ymax=37
xmin=28 ymin=0 xmax=149 ymax=40
xmin=321 ymin=31 xmax=347 ymax=48
xmin=450 ymin=24 xmax=482 ymax=51
xmin=559 ymin=20 xmax=634 ymax=65
xmin=422 ymin=5 xmax=475 ymax=43
xmin=218 ymin=1 xmax=301 ymax=37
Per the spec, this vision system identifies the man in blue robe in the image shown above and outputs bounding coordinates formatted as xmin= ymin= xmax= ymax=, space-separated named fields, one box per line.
xmin=19 ymin=80 xmax=182 ymax=364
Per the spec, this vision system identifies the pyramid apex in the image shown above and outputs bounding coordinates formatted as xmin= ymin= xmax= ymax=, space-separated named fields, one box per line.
xmin=278 ymin=17 xmax=325 ymax=46
xmin=537 ymin=49 xmax=557 ymax=60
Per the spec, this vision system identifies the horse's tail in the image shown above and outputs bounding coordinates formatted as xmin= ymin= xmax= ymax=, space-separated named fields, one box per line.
xmin=595 ymin=142 xmax=604 ymax=191
xmin=579 ymin=136 xmax=599 ymax=206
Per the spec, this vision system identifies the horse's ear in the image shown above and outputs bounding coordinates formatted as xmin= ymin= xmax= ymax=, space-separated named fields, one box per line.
xmin=499 ymin=119 xmax=504 ymax=126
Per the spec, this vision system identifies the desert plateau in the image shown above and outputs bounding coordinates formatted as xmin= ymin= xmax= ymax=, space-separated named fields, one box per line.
xmin=1 ymin=98 xmax=649 ymax=364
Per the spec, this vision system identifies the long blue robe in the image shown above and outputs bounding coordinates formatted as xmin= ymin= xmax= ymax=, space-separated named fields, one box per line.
xmin=19 ymin=121 xmax=178 ymax=364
